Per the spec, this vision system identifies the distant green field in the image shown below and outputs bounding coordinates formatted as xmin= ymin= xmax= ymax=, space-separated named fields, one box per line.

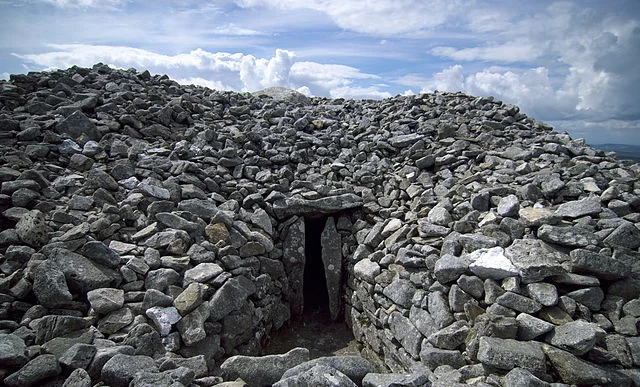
xmin=593 ymin=144 xmax=640 ymax=162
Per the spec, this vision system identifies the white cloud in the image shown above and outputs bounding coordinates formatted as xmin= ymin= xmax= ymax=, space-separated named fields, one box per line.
xmin=431 ymin=40 xmax=540 ymax=63
xmin=12 ymin=44 xmax=389 ymax=99
xmin=41 ymin=0 xmax=125 ymax=8
xmin=212 ymin=23 xmax=264 ymax=36
xmin=234 ymin=0 xmax=468 ymax=35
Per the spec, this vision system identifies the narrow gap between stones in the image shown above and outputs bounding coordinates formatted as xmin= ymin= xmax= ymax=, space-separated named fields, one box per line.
xmin=264 ymin=215 xmax=359 ymax=359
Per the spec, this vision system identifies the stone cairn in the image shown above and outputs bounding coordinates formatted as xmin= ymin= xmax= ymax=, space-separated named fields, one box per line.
xmin=0 ymin=63 xmax=639 ymax=387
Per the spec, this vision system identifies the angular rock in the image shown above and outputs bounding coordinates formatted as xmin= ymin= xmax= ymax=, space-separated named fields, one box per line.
xmin=33 ymin=259 xmax=73 ymax=308
xmin=87 ymin=288 xmax=124 ymax=314
xmin=4 ymin=354 xmax=61 ymax=387
xmin=221 ymin=347 xmax=310 ymax=387
xmin=468 ymin=247 xmax=518 ymax=280
xmin=477 ymin=337 xmax=547 ymax=378
xmin=101 ymin=354 xmax=159 ymax=387
xmin=280 ymin=356 xmax=373 ymax=386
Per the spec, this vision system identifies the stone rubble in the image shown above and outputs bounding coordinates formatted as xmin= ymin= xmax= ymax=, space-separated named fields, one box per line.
xmin=0 ymin=64 xmax=639 ymax=386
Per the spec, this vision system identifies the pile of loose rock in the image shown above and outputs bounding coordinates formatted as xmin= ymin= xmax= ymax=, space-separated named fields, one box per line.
xmin=0 ymin=64 xmax=639 ymax=386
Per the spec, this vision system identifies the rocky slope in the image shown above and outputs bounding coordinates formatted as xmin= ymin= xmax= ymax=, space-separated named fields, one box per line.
xmin=0 ymin=64 xmax=639 ymax=386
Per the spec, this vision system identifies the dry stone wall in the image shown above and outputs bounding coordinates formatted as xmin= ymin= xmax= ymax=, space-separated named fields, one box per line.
xmin=0 ymin=64 xmax=639 ymax=386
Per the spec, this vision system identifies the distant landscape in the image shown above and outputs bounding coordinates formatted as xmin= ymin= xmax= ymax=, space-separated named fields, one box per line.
xmin=593 ymin=144 xmax=640 ymax=162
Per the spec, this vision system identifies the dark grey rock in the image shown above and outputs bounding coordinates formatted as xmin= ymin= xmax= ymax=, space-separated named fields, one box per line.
xmin=59 ymin=343 xmax=97 ymax=370
xmin=275 ymin=364 xmax=357 ymax=387
xmin=388 ymin=311 xmax=422 ymax=357
xmin=503 ymin=367 xmax=550 ymax=387
xmin=419 ymin=345 xmax=465 ymax=371
xmin=537 ymin=224 xmax=599 ymax=247
xmin=32 ymin=259 xmax=73 ymax=308
xmin=548 ymin=320 xmax=603 ymax=355
xmin=477 ymin=337 xmax=547 ymax=378
xmin=604 ymin=222 xmax=640 ymax=249
xmin=87 ymin=287 xmax=124 ymax=314
xmin=280 ymin=356 xmax=374 ymax=385
xmin=50 ymin=248 xmax=120 ymax=293
xmin=555 ymin=196 xmax=602 ymax=218
xmin=516 ymin=313 xmax=554 ymax=340
xmin=434 ymin=254 xmax=468 ymax=284
xmin=55 ymin=110 xmax=99 ymax=141
xmin=273 ymin=194 xmax=363 ymax=219
xmin=543 ymin=344 xmax=630 ymax=386
xmin=570 ymin=249 xmax=630 ymax=280
xmin=383 ymin=278 xmax=416 ymax=309
xmin=62 ymin=368 xmax=92 ymax=387
xmin=15 ymin=209 xmax=50 ymax=247
xmin=504 ymin=239 xmax=565 ymax=283
xmin=0 ymin=333 xmax=27 ymax=367
xmin=4 ymin=354 xmax=61 ymax=387
xmin=101 ymin=354 xmax=159 ymax=387
xmin=209 ymin=276 xmax=256 ymax=321
xmin=496 ymin=291 xmax=542 ymax=314
xmin=362 ymin=372 xmax=431 ymax=387
xmin=220 ymin=347 xmax=310 ymax=387
xmin=31 ymin=315 xmax=91 ymax=344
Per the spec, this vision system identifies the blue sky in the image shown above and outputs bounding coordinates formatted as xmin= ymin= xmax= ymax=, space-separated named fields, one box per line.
xmin=1 ymin=0 xmax=639 ymax=145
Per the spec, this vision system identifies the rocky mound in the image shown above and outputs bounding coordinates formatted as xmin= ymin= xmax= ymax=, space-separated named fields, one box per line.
xmin=0 ymin=64 xmax=639 ymax=386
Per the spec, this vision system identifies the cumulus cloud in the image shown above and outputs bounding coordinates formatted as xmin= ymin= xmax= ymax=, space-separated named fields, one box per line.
xmin=13 ymin=44 xmax=391 ymax=99
xmin=234 ymin=0 xmax=468 ymax=35
xmin=41 ymin=0 xmax=125 ymax=8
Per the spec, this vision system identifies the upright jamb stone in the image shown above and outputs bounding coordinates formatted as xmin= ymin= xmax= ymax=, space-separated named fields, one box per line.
xmin=321 ymin=217 xmax=342 ymax=321
xmin=284 ymin=216 xmax=305 ymax=317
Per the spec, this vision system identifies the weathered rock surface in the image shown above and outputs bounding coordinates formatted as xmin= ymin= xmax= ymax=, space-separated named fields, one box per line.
xmin=0 ymin=65 xmax=639 ymax=386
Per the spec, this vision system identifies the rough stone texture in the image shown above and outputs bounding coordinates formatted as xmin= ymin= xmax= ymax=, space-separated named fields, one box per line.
xmin=281 ymin=356 xmax=374 ymax=385
xmin=220 ymin=347 xmax=310 ymax=387
xmin=101 ymin=354 xmax=159 ymax=387
xmin=1 ymin=65 xmax=640 ymax=386
xmin=477 ymin=337 xmax=547 ymax=378
xmin=321 ymin=217 xmax=342 ymax=321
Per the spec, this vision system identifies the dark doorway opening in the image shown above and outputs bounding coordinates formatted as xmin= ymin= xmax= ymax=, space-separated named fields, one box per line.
xmin=303 ymin=216 xmax=330 ymax=320
xmin=264 ymin=215 xmax=358 ymax=358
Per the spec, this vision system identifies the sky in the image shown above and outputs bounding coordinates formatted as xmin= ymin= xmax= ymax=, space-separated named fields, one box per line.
xmin=1 ymin=1 xmax=639 ymax=145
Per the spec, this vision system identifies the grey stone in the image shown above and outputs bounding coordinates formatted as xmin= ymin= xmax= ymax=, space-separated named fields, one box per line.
xmin=555 ymin=196 xmax=602 ymax=218
xmin=468 ymin=247 xmax=518 ymax=280
xmin=388 ymin=311 xmax=422 ymax=357
xmin=56 ymin=110 xmax=99 ymax=141
xmin=496 ymin=291 xmax=542 ymax=314
xmin=80 ymin=241 xmax=121 ymax=268
xmin=97 ymin=307 xmax=133 ymax=335
xmin=87 ymin=287 xmax=124 ymax=314
xmin=280 ymin=356 xmax=373 ymax=386
xmin=176 ymin=301 xmax=210 ymax=346
xmin=221 ymin=347 xmax=310 ymax=387
xmin=604 ymin=222 xmax=640 ymax=249
xmin=101 ymin=354 xmax=159 ymax=387
xmin=497 ymin=194 xmax=520 ymax=217
xmin=543 ymin=344 xmax=630 ymax=385
xmin=174 ymin=282 xmax=205 ymax=315
xmin=419 ymin=345 xmax=465 ymax=371
xmin=33 ymin=259 xmax=73 ymax=308
xmin=548 ymin=320 xmax=603 ymax=355
xmin=525 ymin=282 xmax=558 ymax=306
xmin=428 ymin=291 xmax=454 ymax=329
xmin=565 ymin=287 xmax=604 ymax=311
xmin=353 ymin=258 xmax=381 ymax=283
xmin=59 ymin=343 xmax=97 ymax=370
xmin=516 ymin=313 xmax=554 ymax=340
xmin=146 ymin=306 xmax=181 ymax=336
xmin=434 ymin=254 xmax=468 ymax=284
xmin=31 ymin=315 xmax=91 ymax=344
xmin=504 ymin=368 xmax=550 ymax=387
xmin=477 ymin=337 xmax=547 ymax=378
xmin=537 ymin=224 xmax=599 ymax=247
xmin=321 ymin=217 xmax=342 ymax=321
xmin=4 ymin=354 xmax=61 ymax=387
xmin=0 ymin=333 xmax=27 ymax=367
xmin=209 ymin=276 xmax=256 ymax=321
xmin=130 ymin=367 xmax=195 ymax=387
xmin=383 ymin=278 xmax=416 ymax=309
xmin=570 ymin=248 xmax=630 ymax=280
xmin=428 ymin=320 xmax=469 ymax=350
xmin=273 ymin=194 xmax=363 ymax=219
xmin=15 ymin=209 xmax=50 ymax=247
xmin=62 ymin=368 xmax=92 ymax=387
xmin=504 ymin=239 xmax=565 ymax=283
xmin=275 ymin=364 xmax=357 ymax=387
xmin=50 ymin=248 xmax=120 ymax=293
xmin=362 ymin=372 xmax=431 ymax=387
